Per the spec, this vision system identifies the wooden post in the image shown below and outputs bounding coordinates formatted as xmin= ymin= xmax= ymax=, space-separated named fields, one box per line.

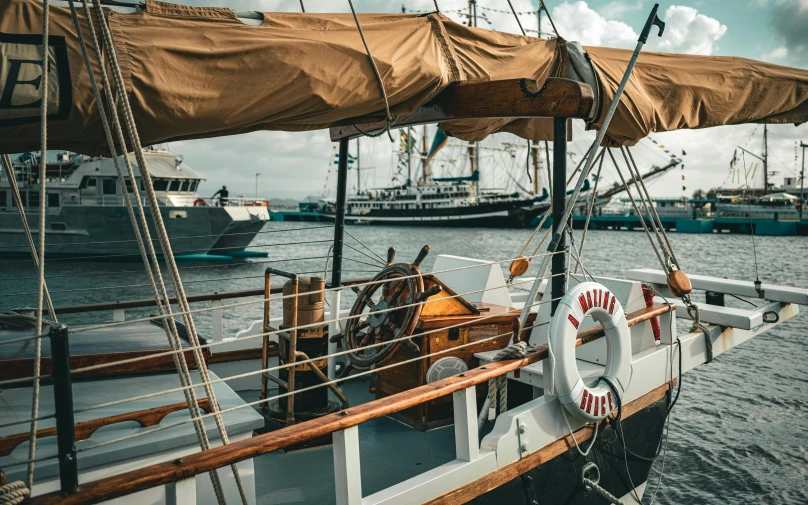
xmin=551 ymin=118 xmax=568 ymax=315
xmin=453 ymin=386 xmax=479 ymax=462
xmin=50 ymin=324 xmax=78 ymax=495
xmin=331 ymin=138 xmax=349 ymax=290
xmin=531 ymin=141 xmax=540 ymax=196
xmin=165 ymin=477 xmax=196 ymax=505
xmin=333 ymin=426 xmax=362 ymax=505
xmin=211 ymin=299 xmax=222 ymax=342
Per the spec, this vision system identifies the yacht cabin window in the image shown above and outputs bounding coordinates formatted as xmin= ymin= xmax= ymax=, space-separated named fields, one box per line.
xmin=48 ymin=193 xmax=59 ymax=208
xmin=180 ymin=181 xmax=190 ymax=192
xmin=102 ymin=179 xmax=117 ymax=195
xmin=153 ymin=179 xmax=168 ymax=191
xmin=0 ymin=190 xmax=6 ymax=208
xmin=169 ymin=180 xmax=181 ymax=192
xmin=190 ymin=181 xmax=199 ymax=192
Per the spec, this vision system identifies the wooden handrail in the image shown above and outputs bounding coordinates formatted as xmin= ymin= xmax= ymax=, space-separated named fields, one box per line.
xmin=329 ymin=78 xmax=594 ymax=141
xmin=0 ymin=400 xmax=212 ymax=458
xmin=26 ymin=303 xmax=673 ymax=505
xmin=46 ymin=278 xmax=369 ymax=315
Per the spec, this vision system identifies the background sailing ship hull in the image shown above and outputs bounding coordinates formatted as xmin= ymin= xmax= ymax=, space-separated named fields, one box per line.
xmin=321 ymin=199 xmax=549 ymax=228
xmin=0 ymin=205 xmax=262 ymax=258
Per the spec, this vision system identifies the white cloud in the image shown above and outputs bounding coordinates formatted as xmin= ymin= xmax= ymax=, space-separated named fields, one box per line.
xmin=551 ymin=3 xmax=727 ymax=54
xmin=598 ymin=0 xmax=643 ymax=19
xmin=650 ymin=5 xmax=727 ymax=55
xmin=763 ymin=45 xmax=789 ymax=61
xmin=552 ymin=1 xmax=638 ymax=48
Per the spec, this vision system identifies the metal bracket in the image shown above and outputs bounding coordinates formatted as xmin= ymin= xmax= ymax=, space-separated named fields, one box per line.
xmin=516 ymin=418 xmax=529 ymax=459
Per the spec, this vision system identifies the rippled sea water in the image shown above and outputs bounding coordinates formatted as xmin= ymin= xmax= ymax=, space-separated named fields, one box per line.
xmin=1 ymin=222 xmax=806 ymax=504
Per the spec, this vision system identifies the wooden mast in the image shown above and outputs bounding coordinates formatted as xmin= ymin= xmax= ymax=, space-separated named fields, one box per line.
xmin=763 ymin=124 xmax=769 ymax=194
xmin=422 ymin=125 xmax=428 ymax=183
xmin=531 ymin=141 xmax=540 ymax=195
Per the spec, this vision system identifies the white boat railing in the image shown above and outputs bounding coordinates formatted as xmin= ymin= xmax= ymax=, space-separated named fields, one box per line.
xmin=60 ymin=195 xmax=269 ymax=208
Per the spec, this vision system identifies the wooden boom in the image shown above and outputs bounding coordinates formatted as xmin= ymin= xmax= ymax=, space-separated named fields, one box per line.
xmin=25 ymin=303 xmax=672 ymax=505
xmin=330 ymin=78 xmax=594 ymax=141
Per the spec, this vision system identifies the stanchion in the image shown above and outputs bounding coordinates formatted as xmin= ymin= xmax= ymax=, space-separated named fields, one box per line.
xmin=49 ymin=324 xmax=78 ymax=494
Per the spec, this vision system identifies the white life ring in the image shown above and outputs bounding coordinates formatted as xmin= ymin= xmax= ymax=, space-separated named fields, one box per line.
xmin=548 ymin=281 xmax=632 ymax=423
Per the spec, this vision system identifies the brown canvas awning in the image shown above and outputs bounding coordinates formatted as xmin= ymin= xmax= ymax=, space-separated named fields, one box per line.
xmin=0 ymin=0 xmax=806 ymax=154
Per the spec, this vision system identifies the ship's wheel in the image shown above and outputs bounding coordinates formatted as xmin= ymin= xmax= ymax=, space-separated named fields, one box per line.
xmin=333 ymin=245 xmax=440 ymax=373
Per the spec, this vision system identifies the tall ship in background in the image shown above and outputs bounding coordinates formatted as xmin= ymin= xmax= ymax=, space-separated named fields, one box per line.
xmin=319 ymin=127 xmax=555 ymax=228
xmin=0 ymin=147 xmax=269 ymax=259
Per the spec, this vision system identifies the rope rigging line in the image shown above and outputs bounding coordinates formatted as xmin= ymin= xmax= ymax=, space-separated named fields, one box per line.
xmin=0 ymin=479 xmax=30 ymax=505
xmin=512 ymin=138 xmax=598 ymax=265
xmin=619 ymin=147 xmax=675 ymax=270
xmin=0 ymin=254 xmax=330 ymax=283
xmin=575 ymin=147 xmax=607 ymax=274
xmin=538 ymin=0 xmax=560 ymax=38
xmin=606 ymin=148 xmax=668 ymax=271
xmin=25 ymin=0 xmax=51 ymax=488
xmin=298 ymin=0 xmax=304 ymax=12
xmin=347 ymin=0 xmax=395 ymax=141
xmin=68 ymin=274 xmax=561 ymax=377
xmin=74 ymin=302 xmax=556 ymax=422
xmin=0 ymin=157 xmax=58 ymax=320
xmin=79 ymin=0 xmax=237 ymax=500
xmin=344 ymin=229 xmax=387 ymax=264
xmin=0 ymin=224 xmax=334 ymax=251
xmin=74 ymin=314 xmax=551 ymax=453
xmin=625 ymin=147 xmax=681 ymax=269
xmin=505 ymin=0 xmax=526 ymax=36
xmin=65 ymin=250 xmax=562 ymax=336
xmin=0 ymin=239 xmax=333 ymax=265
xmin=0 ymin=251 xmax=555 ymax=351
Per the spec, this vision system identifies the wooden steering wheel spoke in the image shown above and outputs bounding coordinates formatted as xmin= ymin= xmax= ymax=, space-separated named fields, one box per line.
xmin=344 ymin=247 xmax=429 ymax=371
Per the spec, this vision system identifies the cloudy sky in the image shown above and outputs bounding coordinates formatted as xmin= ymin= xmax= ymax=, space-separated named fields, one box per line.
xmin=168 ymin=0 xmax=808 ymax=201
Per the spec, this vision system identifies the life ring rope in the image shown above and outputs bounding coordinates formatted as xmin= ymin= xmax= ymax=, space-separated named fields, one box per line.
xmin=548 ymin=281 xmax=632 ymax=423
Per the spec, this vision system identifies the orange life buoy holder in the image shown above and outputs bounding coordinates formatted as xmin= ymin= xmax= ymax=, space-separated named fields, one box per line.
xmin=193 ymin=198 xmax=208 ymax=207
xmin=548 ymin=281 xmax=632 ymax=423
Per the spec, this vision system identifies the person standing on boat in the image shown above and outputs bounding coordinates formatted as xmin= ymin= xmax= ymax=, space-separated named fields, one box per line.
xmin=212 ymin=185 xmax=229 ymax=206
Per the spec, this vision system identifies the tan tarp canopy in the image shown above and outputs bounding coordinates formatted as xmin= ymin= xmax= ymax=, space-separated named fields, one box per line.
xmin=0 ymin=0 xmax=806 ymax=154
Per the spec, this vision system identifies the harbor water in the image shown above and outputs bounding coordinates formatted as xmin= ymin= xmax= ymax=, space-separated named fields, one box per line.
xmin=1 ymin=222 xmax=806 ymax=504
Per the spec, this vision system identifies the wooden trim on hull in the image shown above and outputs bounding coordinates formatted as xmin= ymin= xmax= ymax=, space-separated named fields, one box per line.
xmin=25 ymin=303 xmax=673 ymax=505
xmin=423 ymin=381 xmax=675 ymax=505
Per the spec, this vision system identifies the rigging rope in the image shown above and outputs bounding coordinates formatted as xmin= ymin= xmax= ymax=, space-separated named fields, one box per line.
xmin=538 ymin=0 xmax=560 ymax=38
xmin=347 ymin=0 xmax=395 ymax=141
xmin=607 ymin=149 xmax=667 ymax=270
xmin=0 ymin=156 xmax=58 ymax=319
xmin=0 ymin=479 xmax=30 ymax=505
xmin=96 ymin=4 xmax=248 ymax=502
xmin=575 ymin=148 xmax=606 ymax=274
xmin=75 ymin=316 xmax=550 ymax=452
xmin=505 ymin=0 xmax=526 ymax=36
xmin=65 ymin=250 xmax=561 ymax=336
xmin=69 ymin=287 xmax=559 ymax=415
xmin=619 ymin=147 xmax=674 ymax=270
xmin=68 ymin=275 xmax=557 ymax=377
xmin=78 ymin=1 xmax=237 ymax=501
xmin=27 ymin=0 xmax=51 ymax=488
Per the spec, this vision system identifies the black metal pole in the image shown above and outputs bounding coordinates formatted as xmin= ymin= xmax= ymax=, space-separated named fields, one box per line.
xmin=50 ymin=324 xmax=78 ymax=494
xmin=551 ymin=118 xmax=568 ymax=315
xmin=330 ymin=138 xmax=350 ymax=289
